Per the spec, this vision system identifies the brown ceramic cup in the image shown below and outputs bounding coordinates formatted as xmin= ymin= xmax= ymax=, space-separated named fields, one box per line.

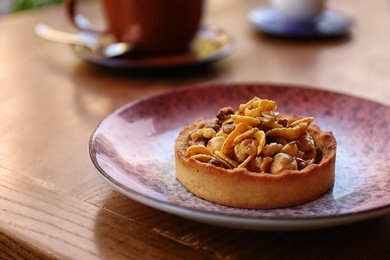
xmin=65 ymin=0 xmax=204 ymax=55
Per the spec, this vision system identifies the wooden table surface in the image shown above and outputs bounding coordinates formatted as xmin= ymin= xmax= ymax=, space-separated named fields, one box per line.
xmin=1 ymin=0 xmax=389 ymax=259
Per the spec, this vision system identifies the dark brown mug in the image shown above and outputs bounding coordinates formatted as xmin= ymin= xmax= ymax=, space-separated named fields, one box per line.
xmin=65 ymin=0 xmax=205 ymax=55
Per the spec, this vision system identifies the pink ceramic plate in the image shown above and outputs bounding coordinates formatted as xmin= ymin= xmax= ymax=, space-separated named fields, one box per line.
xmin=73 ymin=25 xmax=236 ymax=69
xmin=89 ymin=83 xmax=390 ymax=230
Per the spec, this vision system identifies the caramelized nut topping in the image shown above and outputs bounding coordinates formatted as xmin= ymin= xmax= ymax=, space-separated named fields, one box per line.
xmin=185 ymin=97 xmax=319 ymax=174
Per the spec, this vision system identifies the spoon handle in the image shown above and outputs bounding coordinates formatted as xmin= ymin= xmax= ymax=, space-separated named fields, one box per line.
xmin=34 ymin=23 xmax=99 ymax=50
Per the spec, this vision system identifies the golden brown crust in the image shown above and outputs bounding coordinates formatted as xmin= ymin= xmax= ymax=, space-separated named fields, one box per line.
xmin=175 ymin=118 xmax=336 ymax=209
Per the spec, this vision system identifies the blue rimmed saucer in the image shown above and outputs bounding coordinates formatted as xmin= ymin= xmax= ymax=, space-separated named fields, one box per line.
xmin=248 ymin=8 xmax=352 ymax=38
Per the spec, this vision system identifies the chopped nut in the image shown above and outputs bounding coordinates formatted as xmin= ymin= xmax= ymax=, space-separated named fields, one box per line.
xmin=261 ymin=142 xmax=283 ymax=157
xmin=249 ymin=156 xmax=272 ymax=173
xmin=249 ymin=156 xmax=263 ymax=172
xmin=296 ymin=157 xmax=309 ymax=170
xmin=190 ymin=128 xmax=216 ymax=143
xmin=260 ymin=157 xmax=273 ymax=172
xmin=298 ymin=132 xmax=317 ymax=161
xmin=216 ymin=106 xmax=234 ymax=125
xmin=207 ymin=136 xmax=225 ymax=154
xmin=234 ymin=139 xmax=258 ymax=162
xmin=270 ymin=153 xmax=298 ymax=174
xmin=222 ymin=122 xmax=236 ymax=134
xmin=281 ymin=142 xmax=299 ymax=157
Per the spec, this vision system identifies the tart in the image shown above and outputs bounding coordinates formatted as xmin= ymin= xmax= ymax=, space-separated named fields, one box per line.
xmin=175 ymin=97 xmax=336 ymax=209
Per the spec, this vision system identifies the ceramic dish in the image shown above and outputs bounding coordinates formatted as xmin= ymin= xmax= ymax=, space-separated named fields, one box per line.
xmin=248 ymin=8 xmax=352 ymax=38
xmin=89 ymin=83 xmax=390 ymax=231
xmin=72 ymin=25 xmax=236 ymax=69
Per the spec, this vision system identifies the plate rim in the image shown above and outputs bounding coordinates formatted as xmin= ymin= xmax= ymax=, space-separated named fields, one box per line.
xmin=89 ymin=82 xmax=390 ymax=230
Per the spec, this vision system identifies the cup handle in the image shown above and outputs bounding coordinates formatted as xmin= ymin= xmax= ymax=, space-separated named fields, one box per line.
xmin=65 ymin=0 xmax=107 ymax=33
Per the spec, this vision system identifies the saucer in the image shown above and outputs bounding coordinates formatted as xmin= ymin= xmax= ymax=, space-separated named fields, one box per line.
xmin=72 ymin=25 xmax=236 ymax=69
xmin=248 ymin=8 xmax=352 ymax=38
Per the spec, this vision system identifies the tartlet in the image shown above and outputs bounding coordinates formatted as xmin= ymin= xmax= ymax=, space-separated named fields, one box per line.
xmin=175 ymin=97 xmax=336 ymax=209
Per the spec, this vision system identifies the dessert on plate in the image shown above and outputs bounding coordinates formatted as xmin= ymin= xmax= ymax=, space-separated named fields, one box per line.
xmin=175 ymin=97 xmax=336 ymax=209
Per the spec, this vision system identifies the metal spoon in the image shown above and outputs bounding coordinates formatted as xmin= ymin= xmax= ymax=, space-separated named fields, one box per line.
xmin=34 ymin=23 xmax=131 ymax=58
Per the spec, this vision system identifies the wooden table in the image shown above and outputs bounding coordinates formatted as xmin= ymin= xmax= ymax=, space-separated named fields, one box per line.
xmin=1 ymin=0 xmax=389 ymax=259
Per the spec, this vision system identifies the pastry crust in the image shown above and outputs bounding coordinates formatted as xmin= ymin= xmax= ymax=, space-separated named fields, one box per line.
xmin=175 ymin=117 xmax=336 ymax=209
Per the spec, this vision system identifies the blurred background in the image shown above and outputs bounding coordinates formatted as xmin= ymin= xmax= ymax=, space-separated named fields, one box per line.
xmin=1 ymin=0 xmax=64 ymax=15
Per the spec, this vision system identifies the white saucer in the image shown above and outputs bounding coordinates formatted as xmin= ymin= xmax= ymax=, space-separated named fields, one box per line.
xmin=248 ymin=8 xmax=352 ymax=38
